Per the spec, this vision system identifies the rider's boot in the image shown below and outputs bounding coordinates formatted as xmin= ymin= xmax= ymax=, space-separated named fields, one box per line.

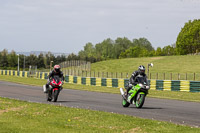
xmin=124 ymin=91 xmax=128 ymax=100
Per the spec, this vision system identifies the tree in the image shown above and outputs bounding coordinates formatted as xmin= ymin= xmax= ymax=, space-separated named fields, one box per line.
xmin=176 ymin=19 xmax=200 ymax=55
xmin=45 ymin=52 xmax=55 ymax=68
xmin=155 ymin=47 xmax=162 ymax=56
xmin=132 ymin=38 xmax=154 ymax=51
xmin=37 ymin=53 xmax=45 ymax=68
xmin=114 ymin=37 xmax=132 ymax=58
xmin=83 ymin=43 xmax=95 ymax=57
xmin=119 ymin=46 xmax=148 ymax=58
xmin=67 ymin=53 xmax=79 ymax=61
xmin=0 ymin=49 xmax=9 ymax=68
xmin=8 ymin=50 xmax=17 ymax=68
xmin=95 ymin=43 xmax=103 ymax=61
xmin=26 ymin=54 xmax=38 ymax=68
xmin=100 ymin=38 xmax=114 ymax=59
xmin=162 ymin=45 xmax=176 ymax=56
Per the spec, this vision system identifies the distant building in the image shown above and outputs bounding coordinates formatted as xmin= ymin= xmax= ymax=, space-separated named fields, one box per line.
xmin=16 ymin=51 xmax=69 ymax=57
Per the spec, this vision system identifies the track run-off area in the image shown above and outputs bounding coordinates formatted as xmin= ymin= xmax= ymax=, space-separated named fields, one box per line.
xmin=0 ymin=80 xmax=200 ymax=128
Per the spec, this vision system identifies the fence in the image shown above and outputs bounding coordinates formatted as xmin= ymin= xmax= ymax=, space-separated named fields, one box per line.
xmin=59 ymin=60 xmax=91 ymax=71
xmin=1 ymin=69 xmax=200 ymax=92
xmin=62 ymin=69 xmax=200 ymax=81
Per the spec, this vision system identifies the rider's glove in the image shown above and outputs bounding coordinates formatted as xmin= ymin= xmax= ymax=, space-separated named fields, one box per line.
xmin=59 ymin=83 xmax=62 ymax=87
xmin=129 ymin=84 xmax=133 ymax=88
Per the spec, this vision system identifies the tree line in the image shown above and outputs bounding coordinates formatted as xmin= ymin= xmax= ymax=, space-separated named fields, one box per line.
xmin=67 ymin=37 xmax=177 ymax=63
xmin=68 ymin=19 xmax=200 ymax=62
xmin=0 ymin=50 xmax=66 ymax=70
xmin=1 ymin=19 xmax=199 ymax=69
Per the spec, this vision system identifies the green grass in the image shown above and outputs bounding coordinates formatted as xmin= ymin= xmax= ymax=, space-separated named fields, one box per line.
xmin=0 ymin=97 xmax=199 ymax=133
xmin=89 ymin=55 xmax=200 ymax=80
xmin=0 ymin=75 xmax=200 ymax=103
xmin=91 ymin=55 xmax=200 ymax=73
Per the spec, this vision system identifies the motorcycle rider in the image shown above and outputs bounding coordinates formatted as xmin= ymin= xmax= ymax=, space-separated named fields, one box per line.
xmin=45 ymin=65 xmax=64 ymax=92
xmin=124 ymin=65 xmax=148 ymax=99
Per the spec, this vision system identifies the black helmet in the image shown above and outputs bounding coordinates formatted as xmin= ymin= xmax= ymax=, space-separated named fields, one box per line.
xmin=138 ymin=65 xmax=145 ymax=74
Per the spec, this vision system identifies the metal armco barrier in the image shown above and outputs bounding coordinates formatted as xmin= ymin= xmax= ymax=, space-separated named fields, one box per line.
xmin=65 ymin=75 xmax=200 ymax=92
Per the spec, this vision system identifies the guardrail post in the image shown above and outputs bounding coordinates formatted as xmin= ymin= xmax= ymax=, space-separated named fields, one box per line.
xmin=186 ymin=73 xmax=187 ymax=80
xmin=178 ymin=73 xmax=180 ymax=80
xmin=194 ymin=73 xmax=195 ymax=81
xmin=163 ymin=73 xmax=165 ymax=80
xmin=170 ymin=73 xmax=172 ymax=80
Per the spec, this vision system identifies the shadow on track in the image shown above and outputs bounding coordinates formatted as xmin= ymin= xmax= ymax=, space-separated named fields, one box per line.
xmin=56 ymin=100 xmax=78 ymax=103
xmin=129 ymin=106 xmax=163 ymax=109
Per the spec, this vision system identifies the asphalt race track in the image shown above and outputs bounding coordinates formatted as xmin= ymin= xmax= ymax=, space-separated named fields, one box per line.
xmin=0 ymin=80 xmax=200 ymax=127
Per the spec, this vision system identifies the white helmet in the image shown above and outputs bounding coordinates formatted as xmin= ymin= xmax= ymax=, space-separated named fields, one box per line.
xmin=138 ymin=65 xmax=145 ymax=74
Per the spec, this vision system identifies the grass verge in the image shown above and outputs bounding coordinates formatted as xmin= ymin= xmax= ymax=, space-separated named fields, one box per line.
xmin=0 ymin=97 xmax=199 ymax=133
xmin=0 ymin=75 xmax=200 ymax=102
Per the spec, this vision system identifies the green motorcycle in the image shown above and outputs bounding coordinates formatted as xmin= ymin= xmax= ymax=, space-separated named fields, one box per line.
xmin=120 ymin=76 xmax=150 ymax=108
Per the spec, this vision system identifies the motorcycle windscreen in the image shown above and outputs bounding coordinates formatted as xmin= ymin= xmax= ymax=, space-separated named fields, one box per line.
xmin=53 ymin=75 xmax=61 ymax=84
xmin=135 ymin=76 xmax=148 ymax=85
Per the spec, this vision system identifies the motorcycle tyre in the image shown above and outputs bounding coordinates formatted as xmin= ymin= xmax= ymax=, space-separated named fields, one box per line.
xmin=53 ymin=90 xmax=59 ymax=102
xmin=122 ymin=97 xmax=130 ymax=107
xmin=135 ymin=93 xmax=145 ymax=108
xmin=46 ymin=90 xmax=52 ymax=102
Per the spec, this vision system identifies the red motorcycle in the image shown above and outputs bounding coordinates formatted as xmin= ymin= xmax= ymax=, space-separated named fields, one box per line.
xmin=46 ymin=76 xmax=63 ymax=102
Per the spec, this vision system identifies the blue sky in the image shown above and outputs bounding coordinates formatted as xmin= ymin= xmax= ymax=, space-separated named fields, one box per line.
xmin=0 ymin=0 xmax=200 ymax=54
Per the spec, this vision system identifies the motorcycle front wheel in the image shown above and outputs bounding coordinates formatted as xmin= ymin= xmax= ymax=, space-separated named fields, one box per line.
xmin=53 ymin=90 xmax=60 ymax=102
xmin=135 ymin=92 xmax=145 ymax=108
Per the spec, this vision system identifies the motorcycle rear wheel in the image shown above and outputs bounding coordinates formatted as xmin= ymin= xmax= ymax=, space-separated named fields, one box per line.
xmin=122 ymin=97 xmax=130 ymax=107
xmin=46 ymin=90 xmax=52 ymax=101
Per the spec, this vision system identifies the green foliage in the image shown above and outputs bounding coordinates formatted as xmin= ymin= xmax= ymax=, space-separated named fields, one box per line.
xmin=0 ymin=50 xmax=66 ymax=70
xmin=176 ymin=19 xmax=200 ymax=55
xmin=0 ymin=49 xmax=9 ymax=68
xmin=7 ymin=50 xmax=18 ymax=68
xmin=77 ymin=37 xmax=157 ymax=62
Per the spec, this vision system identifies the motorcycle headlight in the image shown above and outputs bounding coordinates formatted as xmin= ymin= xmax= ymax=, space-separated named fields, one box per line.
xmin=139 ymin=84 xmax=144 ymax=88
xmin=146 ymin=86 xmax=150 ymax=90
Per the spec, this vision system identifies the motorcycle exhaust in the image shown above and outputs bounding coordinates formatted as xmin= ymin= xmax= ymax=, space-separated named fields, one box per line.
xmin=43 ymin=85 xmax=47 ymax=93
xmin=120 ymin=88 xmax=125 ymax=95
